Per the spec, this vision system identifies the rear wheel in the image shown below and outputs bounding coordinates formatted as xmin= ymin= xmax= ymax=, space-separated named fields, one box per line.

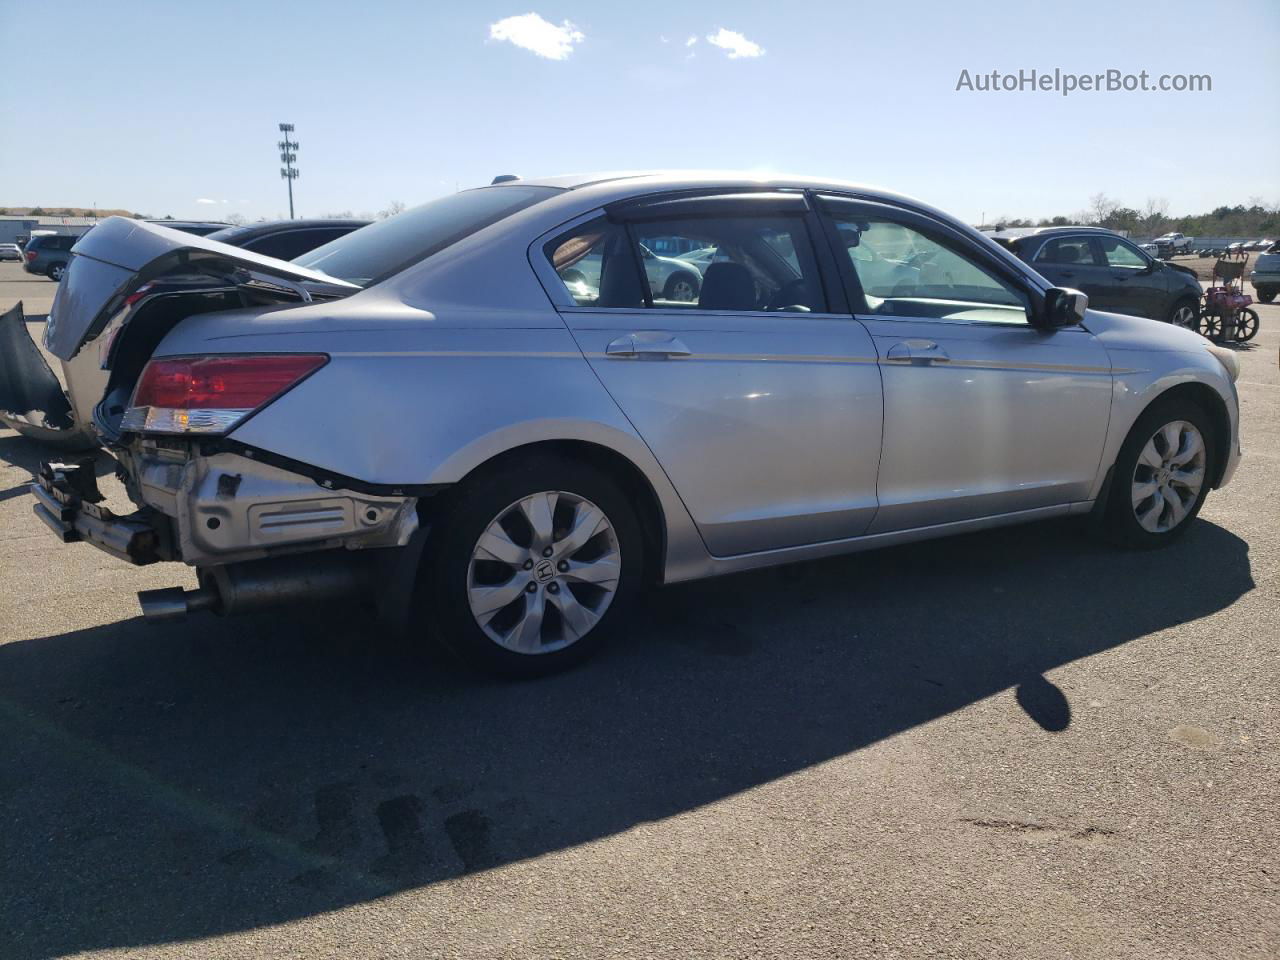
xmin=419 ymin=456 xmax=642 ymax=677
xmin=1101 ymin=398 xmax=1214 ymax=549
xmin=46 ymin=262 xmax=66 ymax=281
xmin=1256 ymin=287 xmax=1276 ymax=304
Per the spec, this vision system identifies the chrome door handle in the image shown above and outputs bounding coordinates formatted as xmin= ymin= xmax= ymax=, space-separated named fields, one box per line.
xmin=605 ymin=333 xmax=692 ymax=359
xmin=886 ymin=340 xmax=951 ymax=365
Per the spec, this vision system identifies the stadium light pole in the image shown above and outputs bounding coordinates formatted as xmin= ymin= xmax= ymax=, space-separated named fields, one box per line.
xmin=278 ymin=123 xmax=299 ymax=219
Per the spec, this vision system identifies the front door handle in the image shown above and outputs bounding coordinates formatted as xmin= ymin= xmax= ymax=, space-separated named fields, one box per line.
xmin=886 ymin=340 xmax=951 ymax=365
xmin=605 ymin=332 xmax=692 ymax=359
xmin=1058 ymin=270 xmax=1076 ymax=279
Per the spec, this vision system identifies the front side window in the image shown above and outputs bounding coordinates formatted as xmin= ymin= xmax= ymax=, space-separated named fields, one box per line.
xmin=830 ymin=213 xmax=1028 ymax=324
xmin=630 ymin=215 xmax=825 ymax=312
xmin=1098 ymin=235 xmax=1149 ymax=269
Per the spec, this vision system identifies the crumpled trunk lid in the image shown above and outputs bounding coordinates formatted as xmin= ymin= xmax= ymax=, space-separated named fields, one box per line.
xmin=4 ymin=217 xmax=358 ymax=443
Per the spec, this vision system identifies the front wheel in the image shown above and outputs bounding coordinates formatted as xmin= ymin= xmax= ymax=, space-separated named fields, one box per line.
xmin=419 ymin=456 xmax=643 ymax=677
xmin=1167 ymin=298 xmax=1199 ymax=329
xmin=663 ymin=272 xmax=700 ymax=303
xmin=1101 ymin=399 xmax=1214 ymax=549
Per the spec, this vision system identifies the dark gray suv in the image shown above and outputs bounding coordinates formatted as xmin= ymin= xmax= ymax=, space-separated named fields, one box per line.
xmin=995 ymin=227 xmax=1203 ymax=328
xmin=22 ymin=234 xmax=79 ymax=281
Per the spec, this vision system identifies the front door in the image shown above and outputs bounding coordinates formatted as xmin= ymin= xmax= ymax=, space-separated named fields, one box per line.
xmin=819 ymin=197 xmax=1114 ymax=532
xmin=536 ymin=193 xmax=884 ymax=556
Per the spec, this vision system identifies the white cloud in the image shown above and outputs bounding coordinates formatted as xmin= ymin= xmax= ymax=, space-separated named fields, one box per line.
xmin=195 ymin=198 xmax=218 ymax=205
xmin=685 ymin=35 xmax=698 ymax=47
xmin=489 ymin=13 xmax=584 ymax=60
xmin=705 ymin=27 xmax=764 ymax=59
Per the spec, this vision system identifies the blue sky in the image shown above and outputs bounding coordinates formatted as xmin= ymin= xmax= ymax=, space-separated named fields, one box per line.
xmin=1 ymin=0 xmax=1277 ymax=224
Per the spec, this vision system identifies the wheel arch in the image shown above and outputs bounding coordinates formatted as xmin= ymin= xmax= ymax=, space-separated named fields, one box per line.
xmin=1133 ymin=381 xmax=1233 ymax=488
xmin=421 ymin=438 xmax=669 ymax=587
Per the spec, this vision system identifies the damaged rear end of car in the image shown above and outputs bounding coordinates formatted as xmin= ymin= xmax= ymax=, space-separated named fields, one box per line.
xmin=15 ymin=217 xmax=425 ymax=625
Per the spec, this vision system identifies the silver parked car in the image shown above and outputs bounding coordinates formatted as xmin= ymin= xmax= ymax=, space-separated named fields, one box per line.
xmin=8 ymin=172 xmax=1242 ymax=676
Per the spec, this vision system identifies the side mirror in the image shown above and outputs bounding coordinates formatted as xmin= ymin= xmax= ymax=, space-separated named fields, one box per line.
xmin=1037 ymin=287 xmax=1088 ymax=329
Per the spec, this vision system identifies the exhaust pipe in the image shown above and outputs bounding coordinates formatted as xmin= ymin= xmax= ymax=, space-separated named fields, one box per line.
xmin=137 ymin=552 xmax=375 ymax=622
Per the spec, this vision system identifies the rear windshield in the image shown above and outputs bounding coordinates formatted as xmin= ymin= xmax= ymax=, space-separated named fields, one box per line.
xmin=294 ymin=185 xmax=561 ymax=286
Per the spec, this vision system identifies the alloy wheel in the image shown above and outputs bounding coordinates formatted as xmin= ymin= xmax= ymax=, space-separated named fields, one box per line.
xmin=467 ymin=491 xmax=621 ymax=654
xmin=1131 ymin=420 xmax=1206 ymax=534
xmin=1171 ymin=303 xmax=1198 ymax=328
xmin=669 ymin=278 xmax=696 ymax=302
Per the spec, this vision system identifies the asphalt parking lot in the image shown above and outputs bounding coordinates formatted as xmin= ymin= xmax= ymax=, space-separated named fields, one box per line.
xmin=0 ymin=261 xmax=1276 ymax=959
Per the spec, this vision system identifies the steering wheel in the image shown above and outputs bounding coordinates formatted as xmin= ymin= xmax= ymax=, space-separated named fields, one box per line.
xmin=767 ymin=279 xmax=811 ymax=311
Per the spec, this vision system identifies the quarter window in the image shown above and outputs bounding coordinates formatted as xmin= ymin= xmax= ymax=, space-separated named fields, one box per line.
xmin=545 ymin=218 xmax=645 ymax=308
xmin=829 ymin=214 xmax=1029 ymax=324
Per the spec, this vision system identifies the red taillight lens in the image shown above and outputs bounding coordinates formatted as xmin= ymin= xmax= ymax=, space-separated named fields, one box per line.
xmin=25 ymin=251 xmax=36 ymax=262
xmin=124 ymin=354 xmax=327 ymax=434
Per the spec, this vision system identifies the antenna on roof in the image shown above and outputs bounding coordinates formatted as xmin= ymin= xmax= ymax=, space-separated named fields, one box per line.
xmin=491 ymin=174 xmax=521 ymax=185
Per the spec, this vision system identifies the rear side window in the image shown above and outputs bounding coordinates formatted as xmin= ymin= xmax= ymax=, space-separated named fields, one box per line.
xmin=246 ymin=228 xmax=351 ymax=261
xmin=1034 ymin=237 xmax=1101 ymax=266
xmin=544 ymin=212 xmax=826 ymax=313
xmin=295 ymin=185 xmax=560 ymax=286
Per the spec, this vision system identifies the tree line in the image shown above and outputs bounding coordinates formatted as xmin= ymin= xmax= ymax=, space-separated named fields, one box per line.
xmin=988 ymin=195 xmax=1280 ymax=237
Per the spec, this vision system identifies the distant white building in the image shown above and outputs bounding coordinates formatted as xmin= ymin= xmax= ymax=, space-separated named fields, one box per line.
xmin=0 ymin=215 xmax=102 ymax=246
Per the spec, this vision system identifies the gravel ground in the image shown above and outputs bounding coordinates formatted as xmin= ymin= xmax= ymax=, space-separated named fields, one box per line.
xmin=0 ymin=262 xmax=1276 ymax=959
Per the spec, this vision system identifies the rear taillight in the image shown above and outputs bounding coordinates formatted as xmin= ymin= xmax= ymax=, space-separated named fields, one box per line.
xmin=25 ymin=251 xmax=36 ymax=262
xmin=121 ymin=354 xmax=327 ymax=434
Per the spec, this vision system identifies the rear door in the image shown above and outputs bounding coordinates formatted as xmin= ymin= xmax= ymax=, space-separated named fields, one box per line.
xmin=818 ymin=196 xmax=1113 ymax=532
xmin=535 ymin=192 xmax=884 ymax=556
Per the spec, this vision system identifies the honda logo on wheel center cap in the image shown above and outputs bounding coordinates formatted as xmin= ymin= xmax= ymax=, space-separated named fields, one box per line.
xmin=534 ymin=559 xmax=556 ymax=583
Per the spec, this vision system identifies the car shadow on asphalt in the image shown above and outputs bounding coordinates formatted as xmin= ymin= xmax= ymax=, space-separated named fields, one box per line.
xmin=0 ymin=491 xmax=1254 ymax=957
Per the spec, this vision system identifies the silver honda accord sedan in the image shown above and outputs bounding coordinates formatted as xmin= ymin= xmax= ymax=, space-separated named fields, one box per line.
xmin=11 ymin=171 xmax=1241 ymax=676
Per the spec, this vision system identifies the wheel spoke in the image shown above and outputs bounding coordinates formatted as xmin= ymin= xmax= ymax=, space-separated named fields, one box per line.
xmin=1163 ymin=485 xmax=1187 ymax=525
xmin=1136 ymin=489 xmax=1165 ymax=532
xmin=474 ymin=527 xmax=526 ymax=566
xmin=519 ymin=492 xmax=558 ymax=549
xmin=1160 ymin=422 xmax=1183 ymax=460
xmin=1138 ymin=439 xmax=1163 ymax=470
xmin=548 ymin=589 xmax=598 ymax=641
xmin=1170 ymin=431 xmax=1203 ymax=467
xmin=506 ymin=595 xmax=546 ymax=652
xmin=1170 ymin=465 xmax=1204 ymax=491
xmin=562 ymin=554 xmax=621 ymax=586
xmin=469 ymin=574 xmax=530 ymax=619
xmin=1131 ymin=480 xmax=1159 ymax=506
xmin=556 ymin=501 xmax=607 ymax=557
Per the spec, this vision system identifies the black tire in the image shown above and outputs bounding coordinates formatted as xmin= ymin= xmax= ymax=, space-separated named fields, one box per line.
xmin=662 ymin=271 xmax=700 ymax=303
xmin=1166 ymin=297 xmax=1199 ymax=329
xmin=1235 ymin=308 xmax=1259 ymax=342
xmin=1101 ymin=397 xmax=1216 ymax=550
xmin=1256 ymin=287 xmax=1276 ymax=304
xmin=46 ymin=262 xmax=66 ymax=281
xmin=418 ymin=455 xmax=643 ymax=678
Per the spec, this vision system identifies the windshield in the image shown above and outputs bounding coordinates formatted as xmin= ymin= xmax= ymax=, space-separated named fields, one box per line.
xmin=294 ymin=185 xmax=561 ymax=286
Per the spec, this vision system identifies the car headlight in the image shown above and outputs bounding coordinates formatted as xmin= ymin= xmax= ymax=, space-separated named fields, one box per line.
xmin=1206 ymin=343 xmax=1240 ymax=384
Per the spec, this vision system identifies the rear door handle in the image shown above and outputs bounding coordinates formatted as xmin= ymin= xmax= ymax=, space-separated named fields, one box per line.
xmin=886 ymin=340 xmax=951 ymax=365
xmin=605 ymin=332 xmax=692 ymax=359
